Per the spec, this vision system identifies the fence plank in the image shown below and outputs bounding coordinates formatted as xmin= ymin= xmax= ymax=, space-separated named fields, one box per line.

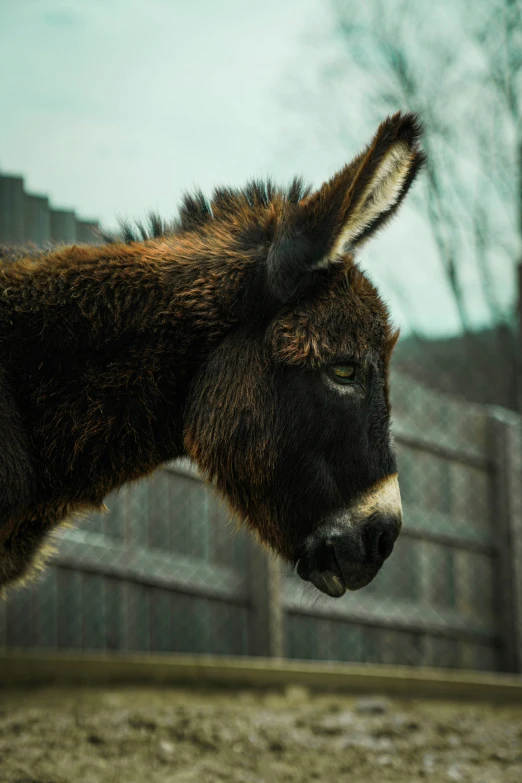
xmin=247 ymin=543 xmax=283 ymax=658
xmin=127 ymin=482 xmax=148 ymax=548
xmin=401 ymin=508 xmax=494 ymax=553
xmin=50 ymin=208 xmax=76 ymax=242
xmin=168 ymin=474 xmax=210 ymax=559
xmin=49 ymin=529 xmax=246 ymax=602
xmin=6 ymin=583 xmax=34 ymax=647
xmin=210 ymin=603 xmax=248 ymax=656
xmin=283 ymin=577 xmax=498 ymax=643
xmin=147 ymin=471 xmax=171 ymax=552
xmin=391 ymin=372 xmax=490 ymax=466
xmin=104 ymin=577 xmax=126 ymax=651
xmin=0 ymin=595 xmax=5 ymax=650
xmin=488 ymin=410 xmax=522 ymax=672
xmin=75 ymin=218 xmax=99 ymax=243
xmin=24 ymin=193 xmax=50 ymax=244
xmin=125 ymin=583 xmax=149 ymax=652
xmin=57 ymin=568 xmax=82 ymax=650
xmin=171 ymin=593 xmax=211 ymax=654
xmin=103 ymin=489 xmax=126 ymax=540
xmin=0 ymin=174 xmax=25 ymax=243
xmin=82 ymin=572 xmax=106 ymax=651
xmin=149 ymin=587 xmax=172 ymax=653
xmin=34 ymin=568 xmax=58 ymax=649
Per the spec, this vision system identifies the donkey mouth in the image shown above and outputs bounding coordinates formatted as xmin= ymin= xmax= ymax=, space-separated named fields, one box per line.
xmin=306 ymin=568 xmax=347 ymax=598
xmin=296 ymin=541 xmax=381 ymax=598
xmin=298 ymin=563 xmax=379 ymax=598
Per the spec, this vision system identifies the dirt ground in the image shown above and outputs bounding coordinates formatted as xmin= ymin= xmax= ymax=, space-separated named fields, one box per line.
xmin=0 ymin=685 xmax=521 ymax=783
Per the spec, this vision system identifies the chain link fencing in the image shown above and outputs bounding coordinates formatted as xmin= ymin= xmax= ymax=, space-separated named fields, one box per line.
xmin=1 ymin=174 xmax=521 ymax=675
xmin=2 ymin=357 xmax=521 ymax=673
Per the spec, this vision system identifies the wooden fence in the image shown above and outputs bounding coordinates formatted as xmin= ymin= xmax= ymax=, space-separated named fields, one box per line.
xmin=0 ymin=172 xmax=99 ymax=245
xmin=1 ymin=372 xmax=521 ymax=673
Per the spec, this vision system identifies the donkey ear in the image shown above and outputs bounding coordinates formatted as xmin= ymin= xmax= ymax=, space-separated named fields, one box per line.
xmin=307 ymin=112 xmax=425 ymax=259
xmin=266 ymin=113 xmax=424 ymax=303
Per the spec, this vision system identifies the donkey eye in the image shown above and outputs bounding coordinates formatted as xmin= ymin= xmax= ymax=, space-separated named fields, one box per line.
xmin=329 ymin=364 xmax=357 ymax=384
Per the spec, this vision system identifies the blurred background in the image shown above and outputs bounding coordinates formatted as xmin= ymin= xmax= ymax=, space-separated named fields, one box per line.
xmin=1 ymin=0 xmax=521 ymax=674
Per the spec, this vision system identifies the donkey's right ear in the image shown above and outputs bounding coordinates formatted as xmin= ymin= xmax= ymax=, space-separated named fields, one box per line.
xmin=266 ymin=112 xmax=425 ymax=304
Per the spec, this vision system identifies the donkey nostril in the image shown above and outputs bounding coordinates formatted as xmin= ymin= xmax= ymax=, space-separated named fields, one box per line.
xmin=365 ymin=517 xmax=399 ymax=564
xmin=377 ymin=530 xmax=395 ymax=561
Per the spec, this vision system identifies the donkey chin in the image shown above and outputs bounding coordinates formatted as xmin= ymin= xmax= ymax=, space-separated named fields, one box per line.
xmin=296 ymin=474 xmax=403 ymax=598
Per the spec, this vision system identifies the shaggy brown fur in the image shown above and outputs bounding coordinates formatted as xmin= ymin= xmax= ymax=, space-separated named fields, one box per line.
xmin=0 ymin=112 xmax=424 ymax=595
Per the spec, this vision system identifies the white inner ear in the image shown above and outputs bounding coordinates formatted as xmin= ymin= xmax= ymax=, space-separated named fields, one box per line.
xmin=326 ymin=141 xmax=412 ymax=261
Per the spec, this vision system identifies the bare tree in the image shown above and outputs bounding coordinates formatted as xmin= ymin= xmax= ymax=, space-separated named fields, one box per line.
xmin=328 ymin=0 xmax=522 ymax=333
xmin=470 ymin=0 xmax=522 ymax=236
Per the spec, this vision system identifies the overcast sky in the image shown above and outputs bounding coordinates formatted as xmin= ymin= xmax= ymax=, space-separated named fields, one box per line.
xmin=0 ymin=0 xmax=516 ymax=338
xmin=1 ymin=0 xmax=335 ymax=225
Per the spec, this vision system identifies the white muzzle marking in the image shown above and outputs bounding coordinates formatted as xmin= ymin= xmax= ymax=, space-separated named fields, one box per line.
xmin=349 ymin=473 xmax=402 ymax=526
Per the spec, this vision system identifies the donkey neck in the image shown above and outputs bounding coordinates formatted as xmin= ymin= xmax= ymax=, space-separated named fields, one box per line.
xmin=0 ymin=238 xmax=252 ymax=482
xmin=1 ymin=237 xmax=248 ymax=356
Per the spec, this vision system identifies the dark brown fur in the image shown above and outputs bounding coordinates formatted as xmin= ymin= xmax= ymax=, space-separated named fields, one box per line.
xmin=0 ymin=113 xmax=424 ymax=594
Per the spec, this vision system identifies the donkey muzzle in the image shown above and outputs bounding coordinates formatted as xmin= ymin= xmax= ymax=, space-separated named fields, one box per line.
xmin=296 ymin=474 xmax=402 ymax=598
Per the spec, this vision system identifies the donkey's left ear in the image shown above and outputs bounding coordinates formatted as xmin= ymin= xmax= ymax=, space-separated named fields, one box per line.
xmin=266 ymin=112 xmax=425 ymax=304
xmin=307 ymin=111 xmax=425 ymax=260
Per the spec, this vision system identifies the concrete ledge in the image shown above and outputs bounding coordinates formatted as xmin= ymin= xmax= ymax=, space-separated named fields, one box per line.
xmin=1 ymin=650 xmax=521 ymax=702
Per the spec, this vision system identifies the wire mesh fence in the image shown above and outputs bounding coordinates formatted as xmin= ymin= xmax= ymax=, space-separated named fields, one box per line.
xmin=2 ymin=360 xmax=521 ymax=673
xmin=1 ymin=171 xmax=521 ymax=676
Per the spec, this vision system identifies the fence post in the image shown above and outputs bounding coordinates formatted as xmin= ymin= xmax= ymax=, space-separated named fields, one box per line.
xmin=0 ymin=597 xmax=5 ymax=651
xmin=247 ymin=541 xmax=283 ymax=658
xmin=0 ymin=174 xmax=25 ymax=243
xmin=488 ymin=408 xmax=522 ymax=673
xmin=24 ymin=193 xmax=51 ymax=245
xmin=50 ymin=208 xmax=76 ymax=243
xmin=76 ymin=218 xmax=100 ymax=243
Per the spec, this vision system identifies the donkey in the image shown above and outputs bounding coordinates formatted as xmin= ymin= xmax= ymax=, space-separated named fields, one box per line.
xmin=0 ymin=112 xmax=424 ymax=598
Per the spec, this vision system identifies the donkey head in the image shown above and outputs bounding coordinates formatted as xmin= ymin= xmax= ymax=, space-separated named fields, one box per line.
xmin=184 ymin=113 xmax=425 ymax=597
